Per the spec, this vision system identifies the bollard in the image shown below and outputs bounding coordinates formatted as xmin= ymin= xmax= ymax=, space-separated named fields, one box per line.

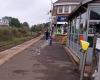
xmin=80 ymin=40 xmax=90 ymax=80
xmin=80 ymin=50 xmax=88 ymax=80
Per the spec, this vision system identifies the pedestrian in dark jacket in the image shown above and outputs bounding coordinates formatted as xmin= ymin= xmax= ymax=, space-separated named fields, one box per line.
xmin=45 ymin=30 xmax=50 ymax=40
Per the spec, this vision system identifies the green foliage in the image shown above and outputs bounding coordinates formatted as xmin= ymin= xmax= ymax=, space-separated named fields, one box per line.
xmin=10 ymin=18 xmax=21 ymax=27
xmin=21 ymin=22 xmax=30 ymax=31
xmin=30 ymin=22 xmax=50 ymax=34
xmin=22 ymin=22 xmax=29 ymax=27
xmin=44 ymin=22 xmax=50 ymax=28
xmin=31 ymin=23 xmax=45 ymax=33
xmin=0 ymin=27 xmax=31 ymax=42
xmin=0 ymin=28 xmax=13 ymax=41
xmin=0 ymin=16 xmax=50 ymax=42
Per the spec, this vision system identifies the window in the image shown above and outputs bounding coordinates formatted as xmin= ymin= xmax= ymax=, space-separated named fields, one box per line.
xmin=90 ymin=6 xmax=100 ymax=20
xmin=80 ymin=13 xmax=87 ymax=32
xmin=57 ymin=6 xmax=63 ymax=14
xmin=76 ymin=16 xmax=80 ymax=30
xmin=64 ymin=6 xmax=69 ymax=13
xmin=87 ymin=36 xmax=93 ymax=47
xmin=80 ymin=23 xmax=84 ymax=34
xmin=57 ymin=5 xmax=69 ymax=14
xmin=89 ymin=22 xmax=100 ymax=34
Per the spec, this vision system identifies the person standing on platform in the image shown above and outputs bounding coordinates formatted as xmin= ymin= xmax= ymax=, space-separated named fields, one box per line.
xmin=45 ymin=29 xmax=50 ymax=40
xmin=49 ymin=24 xmax=55 ymax=46
xmin=49 ymin=29 xmax=52 ymax=46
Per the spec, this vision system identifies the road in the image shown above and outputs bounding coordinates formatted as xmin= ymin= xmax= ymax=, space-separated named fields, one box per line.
xmin=0 ymin=37 xmax=79 ymax=80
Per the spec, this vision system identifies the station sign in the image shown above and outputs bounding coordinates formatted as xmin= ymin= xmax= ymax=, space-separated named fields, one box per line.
xmin=57 ymin=16 xmax=68 ymax=22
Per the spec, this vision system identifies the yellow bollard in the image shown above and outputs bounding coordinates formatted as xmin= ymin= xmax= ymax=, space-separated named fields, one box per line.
xmin=80 ymin=40 xmax=90 ymax=80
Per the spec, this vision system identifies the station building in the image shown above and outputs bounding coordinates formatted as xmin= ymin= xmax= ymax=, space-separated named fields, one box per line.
xmin=52 ymin=0 xmax=82 ymax=35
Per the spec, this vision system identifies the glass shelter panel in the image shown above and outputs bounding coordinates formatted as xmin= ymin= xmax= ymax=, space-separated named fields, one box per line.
xmin=88 ymin=6 xmax=100 ymax=47
xmin=90 ymin=6 xmax=100 ymax=20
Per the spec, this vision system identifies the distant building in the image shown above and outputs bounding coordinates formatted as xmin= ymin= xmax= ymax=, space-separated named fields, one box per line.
xmin=0 ymin=18 xmax=9 ymax=26
xmin=52 ymin=0 xmax=82 ymax=34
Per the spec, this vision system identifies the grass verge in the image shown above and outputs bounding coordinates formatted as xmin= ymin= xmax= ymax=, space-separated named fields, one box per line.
xmin=0 ymin=33 xmax=41 ymax=52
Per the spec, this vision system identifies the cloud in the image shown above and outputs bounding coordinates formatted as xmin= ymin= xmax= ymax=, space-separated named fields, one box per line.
xmin=0 ymin=0 xmax=57 ymax=26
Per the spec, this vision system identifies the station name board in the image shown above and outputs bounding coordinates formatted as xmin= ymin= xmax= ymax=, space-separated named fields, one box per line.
xmin=57 ymin=16 xmax=68 ymax=22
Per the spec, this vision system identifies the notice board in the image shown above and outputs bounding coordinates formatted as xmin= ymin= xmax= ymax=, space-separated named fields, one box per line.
xmin=96 ymin=38 xmax=100 ymax=50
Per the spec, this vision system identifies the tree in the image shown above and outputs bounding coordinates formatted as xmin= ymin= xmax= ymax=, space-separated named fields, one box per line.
xmin=10 ymin=18 xmax=21 ymax=28
xmin=30 ymin=25 xmax=37 ymax=32
xmin=21 ymin=22 xmax=30 ymax=31
xmin=22 ymin=22 xmax=29 ymax=27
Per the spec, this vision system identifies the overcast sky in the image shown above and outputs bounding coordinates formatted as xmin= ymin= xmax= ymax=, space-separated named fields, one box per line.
xmin=0 ymin=0 xmax=57 ymax=26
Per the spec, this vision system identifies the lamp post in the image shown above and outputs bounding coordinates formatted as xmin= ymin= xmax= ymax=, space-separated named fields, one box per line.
xmin=50 ymin=0 xmax=53 ymax=28
xmin=49 ymin=0 xmax=53 ymax=46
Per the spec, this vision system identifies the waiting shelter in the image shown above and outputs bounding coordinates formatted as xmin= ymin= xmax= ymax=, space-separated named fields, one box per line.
xmin=67 ymin=0 xmax=100 ymax=76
